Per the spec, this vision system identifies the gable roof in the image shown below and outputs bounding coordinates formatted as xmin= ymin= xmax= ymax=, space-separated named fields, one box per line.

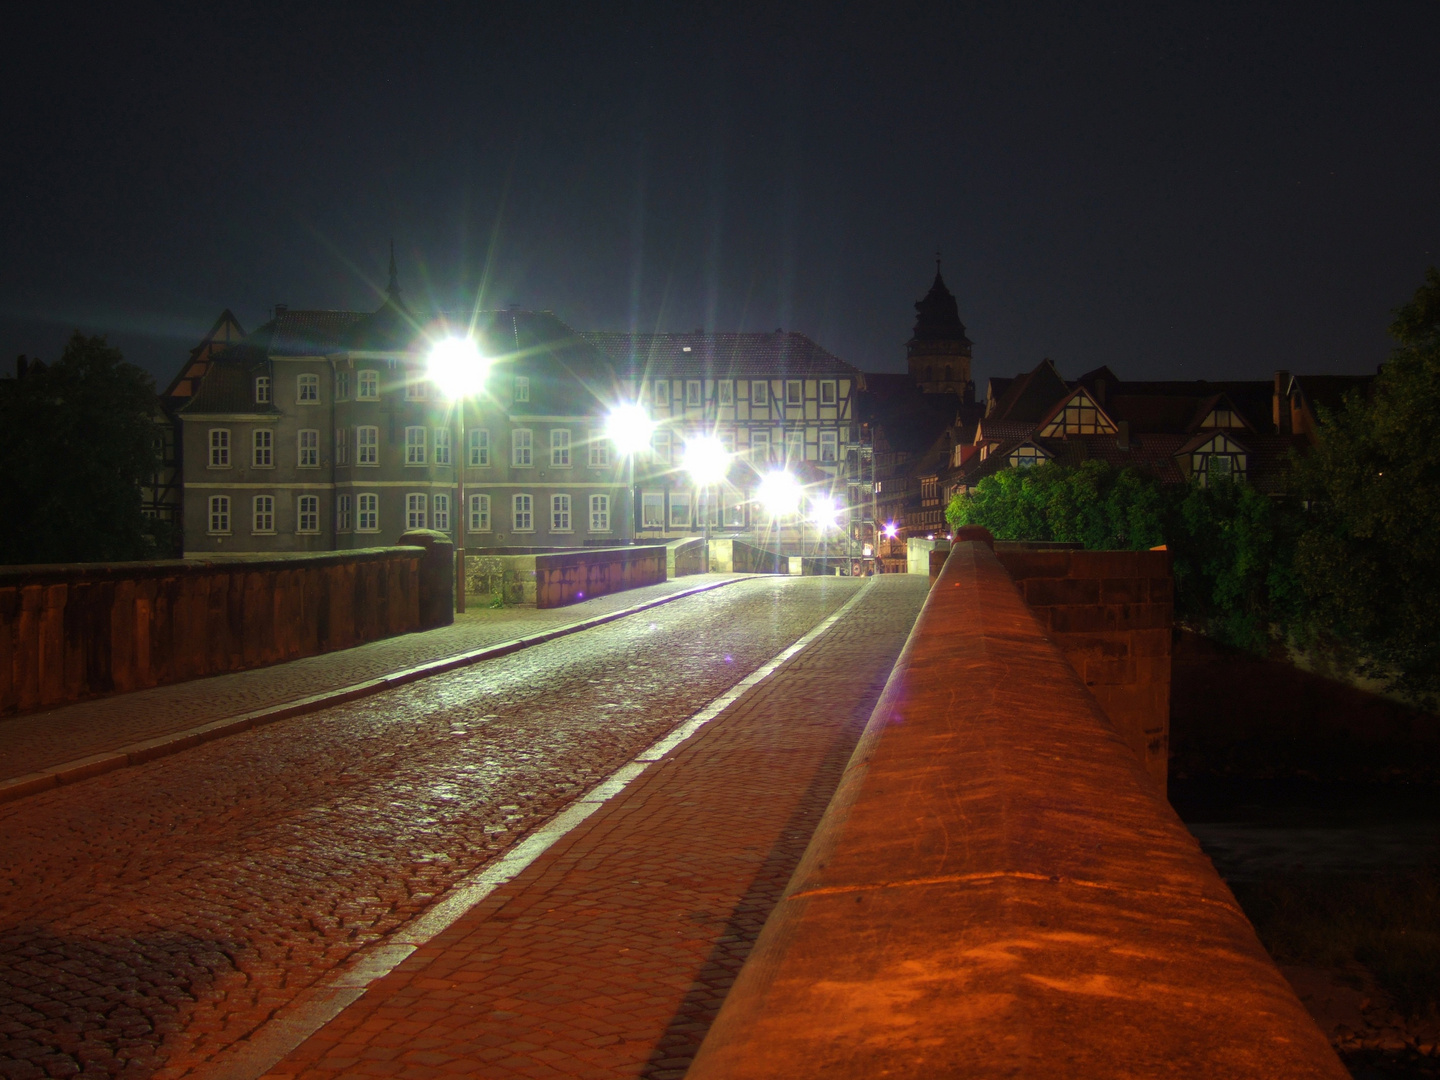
xmin=986 ymin=359 xmax=1071 ymax=424
xmin=163 ymin=309 xmax=246 ymax=404
xmin=581 ymin=331 xmax=861 ymax=379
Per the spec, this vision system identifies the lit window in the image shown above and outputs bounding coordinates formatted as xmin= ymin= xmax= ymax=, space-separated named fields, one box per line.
xmin=651 ymin=429 xmax=671 ymax=465
xmin=641 ymin=492 xmax=664 ymax=527
xmin=252 ymin=495 xmax=275 ymax=533
xmin=253 ymin=429 xmax=273 ymax=467
xmin=336 ymin=494 xmax=353 ymax=532
xmin=297 ymin=495 xmax=319 ymax=533
xmin=405 ymin=426 xmax=426 ymax=465
xmin=819 ymin=430 xmax=838 ymax=463
xmin=358 ymin=370 xmax=379 ymax=400
xmin=434 ymin=428 xmax=451 ymax=465
xmin=551 ymin=429 xmax=571 ymax=467
xmin=336 ymin=372 xmax=350 ymax=400
xmin=298 ymin=429 xmax=319 ymax=468
xmin=298 ymin=373 xmax=320 ymax=403
xmin=469 ymin=493 xmax=491 ymax=532
xmin=669 ymin=492 xmax=691 ymax=527
xmin=468 ymin=428 xmax=490 ymax=466
xmin=513 ymin=493 xmax=534 ymax=531
xmin=551 ymin=493 xmax=572 ymax=532
xmin=209 ymin=429 xmax=230 ymax=468
xmin=512 ymin=428 xmax=533 ymax=466
xmin=254 ymin=376 xmax=271 ymax=404
xmin=406 ymin=493 xmax=427 ymax=529
xmin=514 ymin=376 xmax=530 ymax=403
xmin=686 ymin=380 xmax=702 ymax=407
xmin=718 ymin=381 xmax=734 ymax=406
xmin=589 ymin=494 xmax=610 ymax=532
xmin=786 ymin=380 xmax=802 ymax=406
xmin=752 ymin=381 xmax=768 ymax=406
xmin=405 ymin=378 xmax=427 ymax=400
xmin=432 ymin=493 xmax=450 ymax=531
xmin=208 ymin=495 xmax=230 ymax=534
xmin=588 ymin=431 xmax=610 ymax=467
xmin=820 ymin=380 xmax=837 ymax=406
xmin=358 ymin=493 xmax=378 ymax=532
xmin=357 ymin=426 xmax=379 ymax=466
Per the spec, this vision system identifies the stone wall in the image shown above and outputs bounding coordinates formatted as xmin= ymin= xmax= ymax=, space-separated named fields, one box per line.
xmin=465 ymin=545 xmax=668 ymax=609
xmin=0 ymin=545 xmax=452 ymax=716
xmin=685 ymin=541 xmax=1345 ymax=1080
xmin=707 ymin=538 xmax=785 ymax=574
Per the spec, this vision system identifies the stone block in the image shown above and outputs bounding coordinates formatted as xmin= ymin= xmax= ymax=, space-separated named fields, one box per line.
xmin=993 ymin=550 xmax=1071 ymax=581
xmin=1099 ymin=576 xmax=1149 ymax=604
xmin=1023 ymin=577 xmax=1100 ymax=606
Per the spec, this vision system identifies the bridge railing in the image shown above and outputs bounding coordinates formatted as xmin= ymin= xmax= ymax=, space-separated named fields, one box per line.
xmin=687 ymin=538 xmax=1346 ymax=1079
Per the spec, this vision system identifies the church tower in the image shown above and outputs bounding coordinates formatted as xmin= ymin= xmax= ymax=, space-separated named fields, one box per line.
xmin=907 ymin=256 xmax=974 ymax=400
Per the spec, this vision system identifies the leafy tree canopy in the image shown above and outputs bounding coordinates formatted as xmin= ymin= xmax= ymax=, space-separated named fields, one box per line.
xmin=0 ymin=333 xmax=161 ymax=564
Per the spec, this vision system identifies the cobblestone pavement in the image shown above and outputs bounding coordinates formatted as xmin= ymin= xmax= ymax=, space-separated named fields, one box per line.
xmin=263 ymin=574 xmax=930 ymax=1080
xmin=0 ymin=575 xmax=740 ymax=782
xmin=0 ymin=576 xmax=910 ymax=1080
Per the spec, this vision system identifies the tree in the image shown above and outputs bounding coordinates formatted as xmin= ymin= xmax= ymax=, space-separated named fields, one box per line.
xmin=0 ymin=333 xmax=161 ymax=564
xmin=1294 ymin=268 xmax=1440 ymax=707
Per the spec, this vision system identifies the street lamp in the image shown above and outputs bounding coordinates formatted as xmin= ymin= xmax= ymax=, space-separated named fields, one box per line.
xmin=428 ymin=336 xmax=490 ymax=613
xmin=604 ymin=402 xmax=655 ymax=543
xmin=810 ymin=494 xmax=839 ymax=576
xmin=757 ymin=470 xmax=801 ymax=574
xmin=682 ymin=434 xmax=730 ymax=573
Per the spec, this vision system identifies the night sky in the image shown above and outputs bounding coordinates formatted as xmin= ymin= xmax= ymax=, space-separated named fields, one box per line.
xmin=3 ymin=2 xmax=1437 ymax=392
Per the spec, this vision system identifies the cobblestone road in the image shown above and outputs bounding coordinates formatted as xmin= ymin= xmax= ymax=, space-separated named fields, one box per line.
xmin=0 ymin=576 xmax=907 ymax=1080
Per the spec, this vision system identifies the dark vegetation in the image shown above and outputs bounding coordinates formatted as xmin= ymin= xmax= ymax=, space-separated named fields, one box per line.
xmin=0 ymin=333 xmax=167 ymax=565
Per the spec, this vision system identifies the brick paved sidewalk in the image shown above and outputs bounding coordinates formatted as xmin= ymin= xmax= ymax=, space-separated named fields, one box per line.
xmin=0 ymin=575 xmax=741 ymax=783
xmin=258 ymin=574 xmax=930 ymax=1080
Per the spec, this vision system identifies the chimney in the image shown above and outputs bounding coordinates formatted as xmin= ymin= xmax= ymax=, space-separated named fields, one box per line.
xmin=1116 ymin=419 xmax=1130 ymax=451
xmin=1273 ymin=370 xmax=1292 ymax=434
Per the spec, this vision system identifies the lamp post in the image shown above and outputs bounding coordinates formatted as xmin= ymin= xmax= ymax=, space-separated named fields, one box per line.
xmin=604 ymin=402 xmax=654 ymax=544
xmin=682 ymin=434 xmax=730 ymax=573
xmin=757 ymin=470 xmax=801 ymax=574
xmin=428 ymin=336 xmax=489 ymax=613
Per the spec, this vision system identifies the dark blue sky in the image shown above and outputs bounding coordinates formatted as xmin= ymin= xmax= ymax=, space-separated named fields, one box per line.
xmin=3 ymin=2 xmax=1437 ymax=391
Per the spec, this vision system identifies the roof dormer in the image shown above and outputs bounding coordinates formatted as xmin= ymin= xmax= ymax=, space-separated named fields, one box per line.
xmin=1038 ymin=387 xmax=1118 ymax=438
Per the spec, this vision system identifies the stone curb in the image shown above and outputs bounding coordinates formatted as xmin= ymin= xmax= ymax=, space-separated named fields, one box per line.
xmin=0 ymin=577 xmax=745 ymax=806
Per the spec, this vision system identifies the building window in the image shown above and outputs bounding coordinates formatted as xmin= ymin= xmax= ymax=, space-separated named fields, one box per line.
xmin=336 ymin=372 xmax=350 ymax=401
xmin=406 ymin=493 xmax=427 ymax=529
xmin=207 ymin=495 xmax=230 ymax=534
xmin=298 ymin=373 xmax=320 ymax=403
xmin=358 ymin=493 xmax=378 ymax=532
xmin=405 ymin=378 xmax=427 ymax=400
xmin=654 ymin=380 xmax=670 ymax=408
xmin=336 ymin=494 xmax=353 ymax=532
xmin=357 ymin=425 xmax=379 ymax=466
xmin=1010 ymin=445 xmax=1047 ymax=468
xmin=651 ymin=429 xmax=671 ymax=465
xmin=358 ymin=370 xmax=379 ymax=400
xmin=718 ymin=380 xmax=734 ymax=406
xmin=469 ymin=493 xmax=491 ymax=532
xmin=786 ymin=380 xmax=802 ymax=406
xmin=786 ymin=429 xmax=804 ymax=462
xmin=252 ymin=495 xmax=275 ymax=534
xmin=254 ymin=376 xmax=271 ymax=404
xmin=468 ymin=428 xmax=490 ymax=466
xmin=335 ymin=427 xmax=351 ymax=467
xmin=209 ymin=429 xmax=230 ymax=468
xmin=819 ymin=430 xmax=838 ymax=463
xmin=405 ymin=426 xmax=426 ymax=465
xmin=512 ymin=493 xmax=534 ymax=531
xmin=433 ymin=493 xmax=450 ymax=531
xmin=719 ymin=430 xmax=735 ymax=454
xmin=297 ymin=495 xmax=319 ymax=533
xmin=669 ymin=492 xmax=691 ymax=527
xmin=514 ymin=376 xmax=529 ymax=403
xmin=551 ymin=493 xmax=572 ymax=532
xmin=820 ymin=380 xmax=837 ymax=406
xmin=298 ymin=429 xmax=320 ymax=468
xmin=641 ymin=492 xmax=665 ymax=528
xmin=686 ymin=380 xmax=702 ymax=407
xmin=752 ymin=381 xmax=768 ymax=406
xmin=589 ymin=494 xmax=610 ymax=532
xmin=253 ymin=429 xmax=273 ymax=467
xmin=751 ymin=429 xmax=771 ymax=461
xmin=588 ymin=431 xmax=610 ymax=467
xmin=434 ymin=428 xmax=452 ymax=465
xmin=512 ymin=428 xmax=533 ymax=466
xmin=551 ymin=429 xmax=571 ymax=467
xmin=724 ymin=500 xmax=746 ymax=527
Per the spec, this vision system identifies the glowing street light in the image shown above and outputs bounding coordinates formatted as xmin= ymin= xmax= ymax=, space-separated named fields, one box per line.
xmin=757 ymin=471 xmax=801 ymax=575
xmin=426 ymin=336 xmax=490 ymax=614
xmin=683 ymin=434 xmax=731 ymax=572
xmin=883 ymin=521 xmax=899 ymax=540
xmin=604 ymin=403 xmax=655 ymax=541
xmin=810 ymin=494 xmax=840 ymax=575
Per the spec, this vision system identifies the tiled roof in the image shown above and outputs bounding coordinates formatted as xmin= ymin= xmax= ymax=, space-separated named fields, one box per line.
xmin=177 ymin=356 xmax=279 ymax=416
xmin=974 ymin=418 xmax=1036 ymax=444
xmin=581 ymin=331 xmax=861 ymax=378
xmin=1289 ymin=374 xmax=1374 ymax=415
xmin=987 ymin=359 xmax=1070 ymax=423
xmin=260 ymin=309 xmax=369 ymax=355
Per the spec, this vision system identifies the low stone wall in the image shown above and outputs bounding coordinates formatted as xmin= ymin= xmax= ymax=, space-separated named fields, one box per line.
xmin=465 ymin=545 xmax=667 ymax=609
xmin=994 ymin=542 xmax=1173 ymax=790
xmin=686 ymin=541 xmax=1347 ymax=1080
xmin=667 ymin=537 xmax=706 ymax=577
xmin=0 ymin=544 xmax=453 ymax=716
xmin=707 ymin=538 xmax=784 ymax=574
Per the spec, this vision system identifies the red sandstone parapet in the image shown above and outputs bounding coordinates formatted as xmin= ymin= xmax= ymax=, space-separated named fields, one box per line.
xmin=535 ymin=545 xmax=667 ymax=608
xmin=686 ymin=541 xmax=1346 ymax=1079
xmin=0 ymin=544 xmax=452 ymax=716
